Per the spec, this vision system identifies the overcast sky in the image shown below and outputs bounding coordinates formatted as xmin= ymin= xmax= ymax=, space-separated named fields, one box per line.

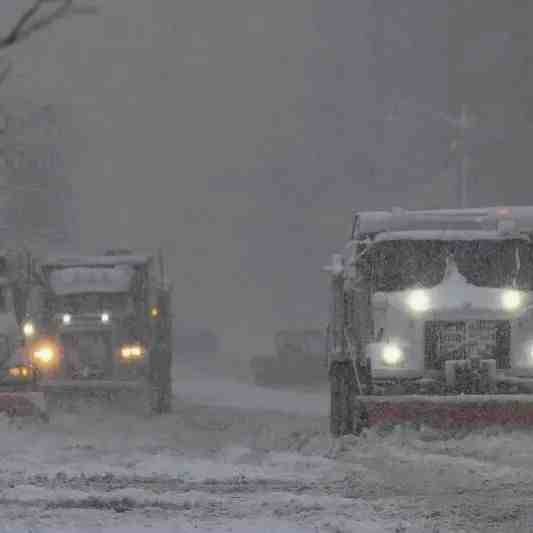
xmin=0 ymin=1 xmax=455 ymax=353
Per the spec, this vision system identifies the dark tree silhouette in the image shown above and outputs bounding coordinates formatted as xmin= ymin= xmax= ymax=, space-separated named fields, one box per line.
xmin=0 ymin=1 xmax=95 ymax=250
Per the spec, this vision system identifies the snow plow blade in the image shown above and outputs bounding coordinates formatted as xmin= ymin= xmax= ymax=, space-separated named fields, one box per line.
xmin=359 ymin=395 xmax=533 ymax=430
xmin=40 ymin=380 xmax=154 ymax=416
xmin=0 ymin=391 xmax=48 ymax=421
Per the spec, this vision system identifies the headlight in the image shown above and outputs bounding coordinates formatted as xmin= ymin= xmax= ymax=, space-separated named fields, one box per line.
xmin=62 ymin=313 xmax=72 ymax=325
xmin=121 ymin=343 xmax=144 ymax=360
xmin=23 ymin=321 xmax=35 ymax=338
xmin=502 ymin=289 xmax=522 ymax=311
xmin=8 ymin=366 xmax=31 ymax=378
xmin=33 ymin=344 xmax=56 ymax=365
xmin=101 ymin=312 xmax=110 ymax=324
xmin=121 ymin=346 xmax=132 ymax=359
xmin=382 ymin=343 xmax=404 ymax=366
xmin=406 ymin=289 xmax=430 ymax=313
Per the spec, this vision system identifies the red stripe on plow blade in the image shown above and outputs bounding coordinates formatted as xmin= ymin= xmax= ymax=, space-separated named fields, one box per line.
xmin=0 ymin=392 xmax=46 ymax=418
xmin=359 ymin=395 xmax=533 ymax=429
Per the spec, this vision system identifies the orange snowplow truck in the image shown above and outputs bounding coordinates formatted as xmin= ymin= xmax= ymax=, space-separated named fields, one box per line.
xmin=326 ymin=206 xmax=533 ymax=436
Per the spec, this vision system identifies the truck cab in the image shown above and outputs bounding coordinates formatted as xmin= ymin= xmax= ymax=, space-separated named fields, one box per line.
xmin=26 ymin=253 xmax=157 ymax=382
xmin=327 ymin=206 xmax=533 ymax=395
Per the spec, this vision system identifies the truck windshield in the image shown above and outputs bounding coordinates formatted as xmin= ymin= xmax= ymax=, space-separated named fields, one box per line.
xmin=364 ymin=239 xmax=533 ymax=292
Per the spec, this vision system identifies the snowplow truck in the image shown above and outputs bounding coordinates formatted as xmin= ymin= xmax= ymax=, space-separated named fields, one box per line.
xmin=251 ymin=329 xmax=327 ymax=388
xmin=326 ymin=206 xmax=533 ymax=435
xmin=19 ymin=251 xmax=173 ymax=416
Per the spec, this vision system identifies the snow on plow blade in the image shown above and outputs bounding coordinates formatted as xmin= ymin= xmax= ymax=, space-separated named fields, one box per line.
xmin=40 ymin=380 xmax=153 ymax=416
xmin=0 ymin=391 xmax=48 ymax=420
xmin=359 ymin=395 xmax=533 ymax=430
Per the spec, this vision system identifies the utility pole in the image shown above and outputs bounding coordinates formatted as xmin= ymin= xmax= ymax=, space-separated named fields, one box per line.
xmin=386 ymin=100 xmax=479 ymax=209
xmin=455 ymin=104 xmax=472 ymax=209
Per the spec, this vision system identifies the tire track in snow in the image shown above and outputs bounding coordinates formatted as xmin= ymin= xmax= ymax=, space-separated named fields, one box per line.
xmin=1 ymin=474 xmax=343 ymax=496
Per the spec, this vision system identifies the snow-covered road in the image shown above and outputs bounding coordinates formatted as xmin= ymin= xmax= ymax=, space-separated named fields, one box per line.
xmin=174 ymin=375 xmax=329 ymax=417
xmin=1 ymin=367 xmax=533 ymax=531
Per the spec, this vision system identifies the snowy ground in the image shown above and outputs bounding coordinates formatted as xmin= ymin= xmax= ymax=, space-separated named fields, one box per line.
xmin=1 ymin=357 xmax=533 ymax=531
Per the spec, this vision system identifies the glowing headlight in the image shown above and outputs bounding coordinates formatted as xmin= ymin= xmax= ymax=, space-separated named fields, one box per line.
xmin=382 ymin=343 xmax=404 ymax=366
xmin=33 ymin=345 xmax=55 ymax=365
xmin=406 ymin=289 xmax=430 ymax=313
xmin=130 ymin=345 xmax=142 ymax=357
xmin=121 ymin=343 xmax=144 ymax=360
xmin=23 ymin=321 xmax=35 ymax=338
xmin=101 ymin=312 xmax=110 ymax=324
xmin=9 ymin=366 xmax=30 ymax=378
xmin=62 ymin=314 xmax=72 ymax=325
xmin=121 ymin=346 xmax=132 ymax=359
xmin=8 ymin=367 xmax=20 ymax=377
xmin=502 ymin=289 xmax=522 ymax=311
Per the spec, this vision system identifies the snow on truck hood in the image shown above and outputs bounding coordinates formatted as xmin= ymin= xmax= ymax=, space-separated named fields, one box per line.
xmin=48 ymin=266 xmax=135 ymax=295
xmin=381 ymin=263 xmax=530 ymax=312
xmin=374 ymin=229 xmax=529 ymax=242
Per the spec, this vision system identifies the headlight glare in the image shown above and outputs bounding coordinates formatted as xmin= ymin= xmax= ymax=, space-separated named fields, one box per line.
xmin=9 ymin=366 xmax=30 ymax=378
xmin=33 ymin=344 xmax=55 ymax=365
xmin=121 ymin=346 xmax=132 ymax=359
xmin=62 ymin=313 xmax=72 ymax=325
xmin=23 ymin=321 xmax=35 ymax=338
xmin=502 ymin=289 xmax=522 ymax=311
xmin=130 ymin=345 xmax=142 ymax=357
xmin=121 ymin=343 xmax=144 ymax=360
xmin=101 ymin=312 xmax=110 ymax=324
xmin=406 ymin=289 xmax=430 ymax=313
xmin=382 ymin=343 xmax=403 ymax=366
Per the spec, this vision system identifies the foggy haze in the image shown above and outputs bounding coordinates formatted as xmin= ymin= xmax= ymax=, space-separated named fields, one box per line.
xmin=2 ymin=1 xmax=532 ymax=353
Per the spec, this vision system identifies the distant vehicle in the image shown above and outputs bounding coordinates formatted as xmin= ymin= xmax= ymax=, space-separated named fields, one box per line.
xmin=251 ymin=329 xmax=327 ymax=388
xmin=175 ymin=329 xmax=219 ymax=356
xmin=10 ymin=250 xmax=173 ymax=417
xmin=326 ymin=206 xmax=533 ymax=434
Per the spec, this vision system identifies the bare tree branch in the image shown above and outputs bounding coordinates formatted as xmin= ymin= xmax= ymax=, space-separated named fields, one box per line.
xmin=1 ymin=1 xmax=45 ymax=49
xmin=7 ymin=0 xmax=74 ymax=46
xmin=0 ymin=61 xmax=12 ymax=87
xmin=0 ymin=0 xmax=97 ymax=51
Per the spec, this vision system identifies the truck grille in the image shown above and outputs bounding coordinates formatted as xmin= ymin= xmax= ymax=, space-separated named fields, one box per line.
xmin=60 ymin=331 xmax=113 ymax=378
xmin=424 ymin=320 xmax=510 ymax=370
